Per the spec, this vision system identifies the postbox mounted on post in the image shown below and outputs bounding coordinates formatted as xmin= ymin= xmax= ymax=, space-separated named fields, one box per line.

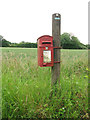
xmin=37 ymin=35 xmax=54 ymax=67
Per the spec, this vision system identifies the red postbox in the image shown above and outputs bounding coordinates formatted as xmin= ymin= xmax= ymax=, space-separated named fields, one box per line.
xmin=37 ymin=35 xmax=54 ymax=67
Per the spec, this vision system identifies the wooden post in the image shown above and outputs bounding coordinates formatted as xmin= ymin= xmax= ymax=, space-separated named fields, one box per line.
xmin=51 ymin=13 xmax=61 ymax=87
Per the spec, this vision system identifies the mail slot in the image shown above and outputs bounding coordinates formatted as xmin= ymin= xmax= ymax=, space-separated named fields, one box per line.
xmin=37 ymin=35 xmax=54 ymax=67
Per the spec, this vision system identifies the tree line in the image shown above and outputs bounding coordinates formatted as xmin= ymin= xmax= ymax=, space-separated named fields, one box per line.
xmin=61 ymin=33 xmax=88 ymax=49
xmin=0 ymin=35 xmax=37 ymax=48
xmin=0 ymin=33 xmax=89 ymax=49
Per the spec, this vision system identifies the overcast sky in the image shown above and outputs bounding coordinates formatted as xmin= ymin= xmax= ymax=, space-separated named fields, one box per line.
xmin=0 ymin=0 xmax=89 ymax=44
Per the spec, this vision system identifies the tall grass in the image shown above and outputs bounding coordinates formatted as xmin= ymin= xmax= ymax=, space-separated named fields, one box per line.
xmin=2 ymin=48 xmax=88 ymax=119
xmin=0 ymin=47 xmax=2 ymax=119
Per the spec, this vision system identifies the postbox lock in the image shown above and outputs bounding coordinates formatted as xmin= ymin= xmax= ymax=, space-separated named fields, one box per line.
xmin=45 ymin=47 xmax=48 ymax=50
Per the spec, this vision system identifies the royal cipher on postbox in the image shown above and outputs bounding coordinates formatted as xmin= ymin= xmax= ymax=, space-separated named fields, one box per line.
xmin=37 ymin=35 xmax=54 ymax=67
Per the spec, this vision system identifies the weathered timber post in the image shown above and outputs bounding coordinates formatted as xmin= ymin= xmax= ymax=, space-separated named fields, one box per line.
xmin=51 ymin=13 xmax=61 ymax=88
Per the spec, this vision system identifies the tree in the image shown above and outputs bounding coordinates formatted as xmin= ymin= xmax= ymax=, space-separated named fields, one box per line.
xmin=61 ymin=33 xmax=86 ymax=49
xmin=86 ymin=44 xmax=90 ymax=49
xmin=17 ymin=42 xmax=37 ymax=48
xmin=61 ymin=33 xmax=72 ymax=48
xmin=71 ymin=36 xmax=81 ymax=49
xmin=2 ymin=39 xmax=11 ymax=47
xmin=0 ymin=35 xmax=3 ymax=47
xmin=0 ymin=35 xmax=11 ymax=47
xmin=0 ymin=35 xmax=3 ymax=40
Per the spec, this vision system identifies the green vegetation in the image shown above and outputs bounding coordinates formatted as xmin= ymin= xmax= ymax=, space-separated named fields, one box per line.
xmin=11 ymin=41 xmax=37 ymax=48
xmin=2 ymin=48 xmax=89 ymax=119
xmin=0 ymin=33 xmax=88 ymax=49
xmin=86 ymin=44 xmax=90 ymax=49
xmin=61 ymin=33 xmax=87 ymax=49
xmin=0 ymin=35 xmax=37 ymax=48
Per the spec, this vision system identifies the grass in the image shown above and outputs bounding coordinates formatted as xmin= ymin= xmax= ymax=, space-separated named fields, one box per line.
xmin=2 ymin=48 xmax=89 ymax=119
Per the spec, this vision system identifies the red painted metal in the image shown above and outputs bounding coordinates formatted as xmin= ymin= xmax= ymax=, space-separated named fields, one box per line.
xmin=54 ymin=61 xmax=61 ymax=63
xmin=53 ymin=47 xmax=62 ymax=49
xmin=37 ymin=35 xmax=54 ymax=67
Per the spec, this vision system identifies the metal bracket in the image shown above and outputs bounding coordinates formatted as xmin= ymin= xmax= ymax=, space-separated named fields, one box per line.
xmin=54 ymin=61 xmax=61 ymax=63
xmin=39 ymin=46 xmax=62 ymax=49
xmin=53 ymin=46 xmax=62 ymax=49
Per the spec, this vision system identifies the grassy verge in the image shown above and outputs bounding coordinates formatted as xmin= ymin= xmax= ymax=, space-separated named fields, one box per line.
xmin=2 ymin=48 xmax=89 ymax=119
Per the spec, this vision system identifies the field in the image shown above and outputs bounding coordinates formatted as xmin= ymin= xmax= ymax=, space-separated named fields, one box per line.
xmin=1 ymin=48 xmax=89 ymax=119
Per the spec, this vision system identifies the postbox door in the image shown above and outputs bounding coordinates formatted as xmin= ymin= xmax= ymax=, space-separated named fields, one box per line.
xmin=43 ymin=49 xmax=51 ymax=63
xmin=42 ymin=47 xmax=53 ymax=67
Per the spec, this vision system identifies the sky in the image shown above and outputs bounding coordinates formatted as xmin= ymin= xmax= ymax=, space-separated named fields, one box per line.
xmin=0 ymin=0 xmax=89 ymax=44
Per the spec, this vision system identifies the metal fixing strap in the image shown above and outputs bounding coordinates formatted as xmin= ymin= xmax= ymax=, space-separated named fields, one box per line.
xmin=53 ymin=46 xmax=62 ymax=49
xmin=54 ymin=61 xmax=61 ymax=63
